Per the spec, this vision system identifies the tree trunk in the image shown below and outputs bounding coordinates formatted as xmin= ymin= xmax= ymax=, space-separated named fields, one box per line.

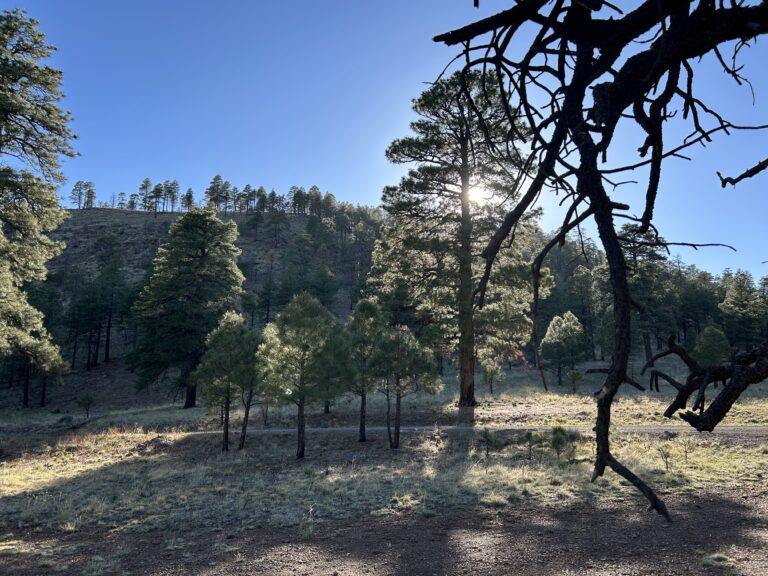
xmin=22 ymin=362 xmax=30 ymax=408
xmin=359 ymin=390 xmax=367 ymax=442
xmin=222 ymin=387 xmax=230 ymax=452
xmin=239 ymin=388 xmax=254 ymax=450
xmin=93 ymin=322 xmax=102 ymax=367
xmin=70 ymin=333 xmax=79 ymax=369
xmin=393 ymin=391 xmax=402 ymax=449
xmin=457 ymin=138 xmax=476 ymax=408
xmin=183 ymin=378 xmax=196 ymax=408
xmin=643 ymin=331 xmax=653 ymax=364
xmin=40 ymin=375 xmax=47 ymax=408
xmin=104 ymin=307 xmax=113 ymax=363
xmin=297 ymin=397 xmax=306 ymax=459
xmin=261 ymin=398 xmax=269 ymax=428
xmin=385 ymin=386 xmax=394 ymax=448
xmin=324 ymin=400 xmax=330 ymax=414
xmin=557 ymin=365 xmax=562 ymax=386
xmin=86 ymin=329 xmax=93 ymax=371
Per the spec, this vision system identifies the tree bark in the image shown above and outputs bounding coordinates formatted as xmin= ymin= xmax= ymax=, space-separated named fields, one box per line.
xmin=183 ymin=377 xmax=196 ymax=409
xmin=70 ymin=332 xmax=79 ymax=369
xmin=458 ymin=133 xmax=476 ymax=407
xmin=22 ymin=362 xmax=30 ymax=408
xmin=297 ymin=397 xmax=306 ymax=459
xmin=104 ymin=307 xmax=113 ymax=363
xmin=359 ymin=390 xmax=367 ymax=442
xmin=239 ymin=388 xmax=254 ymax=450
xmin=393 ymin=391 xmax=402 ymax=449
xmin=222 ymin=387 xmax=230 ymax=452
xmin=40 ymin=375 xmax=47 ymax=408
xmin=386 ymin=386 xmax=394 ymax=448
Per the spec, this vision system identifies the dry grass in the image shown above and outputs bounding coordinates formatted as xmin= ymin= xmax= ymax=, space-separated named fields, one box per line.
xmin=1 ymin=426 xmax=765 ymax=536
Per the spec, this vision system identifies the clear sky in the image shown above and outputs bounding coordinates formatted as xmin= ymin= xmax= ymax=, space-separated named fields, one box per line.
xmin=9 ymin=0 xmax=768 ymax=279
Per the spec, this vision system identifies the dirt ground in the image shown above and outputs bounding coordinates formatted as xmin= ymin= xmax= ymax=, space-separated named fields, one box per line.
xmin=2 ymin=489 xmax=766 ymax=576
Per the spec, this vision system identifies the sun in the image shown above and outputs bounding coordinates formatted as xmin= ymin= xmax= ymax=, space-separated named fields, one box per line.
xmin=468 ymin=186 xmax=489 ymax=205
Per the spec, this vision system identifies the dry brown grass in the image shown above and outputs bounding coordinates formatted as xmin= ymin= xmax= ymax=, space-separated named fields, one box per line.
xmin=1 ymin=426 xmax=765 ymax=536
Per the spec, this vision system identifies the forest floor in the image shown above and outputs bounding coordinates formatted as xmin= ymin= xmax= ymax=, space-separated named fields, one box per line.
xmin=1 ymin=357 xmax=767 ymax=575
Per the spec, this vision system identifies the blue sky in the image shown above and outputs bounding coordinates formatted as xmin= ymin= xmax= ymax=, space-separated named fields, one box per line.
xmin=9 ymin=0 xmax=768 ymax=279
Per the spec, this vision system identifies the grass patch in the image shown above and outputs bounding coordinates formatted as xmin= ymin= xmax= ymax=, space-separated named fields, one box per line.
xmin=1 ymin=426 xmax=765 ymax=536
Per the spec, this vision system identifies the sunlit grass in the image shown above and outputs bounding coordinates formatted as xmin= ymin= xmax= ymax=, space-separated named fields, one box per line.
xmin=1 ymin=426 xmax=764 ymax=535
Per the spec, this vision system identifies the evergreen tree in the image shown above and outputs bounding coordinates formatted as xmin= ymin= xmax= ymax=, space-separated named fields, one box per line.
xmin=83 ymin=181 xmax=96 ymax=208
xmin=376 ymin=325 xmax=442 ymax=449
xmin=193 ymin=312 xmax=265 ymax=451
xmin=383 ymin=70 xmax=526 ymax=407
xmin=69 ymin=180 xmax=86 ymax=209
xmin=719 ymin=269 xmax=762 ymax=350
xmin=139 ymin=178 xmax=153 ymax=211
xmin=540 ymin=311 xmax=588 ymax=387
xmin=164 ymin=179 xmax=180 ymax=212
xmin=181 ymin=188 xmax=194 ymax=211
xmin=346 ymin=299 xmax=386 ymax=442
xmin=690 ymin=325 xmax=731 ymax=368
xmin=127 ymin=208 xmax=244 ymax=408
xmin=0 ymin=9 xmax=74 ymax=374
xmin=258 ymin=293 xmax=342 ymax=458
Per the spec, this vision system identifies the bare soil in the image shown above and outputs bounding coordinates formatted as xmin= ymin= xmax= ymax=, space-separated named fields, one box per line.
xmin=2 ymin=489 xmax=766 ymax=575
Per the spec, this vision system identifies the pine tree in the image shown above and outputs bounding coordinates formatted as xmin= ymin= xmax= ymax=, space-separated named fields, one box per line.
xmin=127 ymin=207 xmax=244 ymax=408
xmin=383 ymin=70 xmax=526 ymax=407
xmin=376 ymin=325 xmax=441 ymax=448
xmin=540 ymin=311 xmax=588 ymax=387
xmin=258 ymin=293 xmax=343 ymax=458
xmin=193 ymin=312 xmax=266 ymax=451
xmin=83 ymin=181 xmax=96 ymax=208
xmin=181 ymin=188 xmax=194 ymax=211
xmin=719 ymin=269 xmax=763 ymax=350
xmin=139 ymin=178 xmax=153 ymax=211
xmin=346 ymin=299 xmax=386 ymax=442
xmin=0 ymin=9 xmax=74 ymax=374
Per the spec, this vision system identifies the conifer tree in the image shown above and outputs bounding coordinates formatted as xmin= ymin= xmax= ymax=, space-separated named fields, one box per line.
xmin=383 ymin=71 xmax=526 ymax=407
xmin=258 ymin=293 xmax=342 ymax=458
xmin=376 ymin=325 xmax=441 ymax=449
xmin=0 ymin=9 xmax=74 ymax=374
xmin=346 ymin=299 xmax=386 ymax=442
xmin=540 ymin=311 xmax=588 ymax=387
xmin=128 ymin=207 xmax=244 ymax=408
xmin=193 ymin=312 xmax=266 ymax=451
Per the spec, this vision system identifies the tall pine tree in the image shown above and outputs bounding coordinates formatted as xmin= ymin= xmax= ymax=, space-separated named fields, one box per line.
xmin=128 ymin=207 xmax=244 ymax=407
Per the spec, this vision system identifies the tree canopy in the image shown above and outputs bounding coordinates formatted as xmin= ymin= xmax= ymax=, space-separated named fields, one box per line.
xmin=0 ymin=9 xmax=74 ymax=374
xmin=128 ymin=207 xmax=244 ymax=408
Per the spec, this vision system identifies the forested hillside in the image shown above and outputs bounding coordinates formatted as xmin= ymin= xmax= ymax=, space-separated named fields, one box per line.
xmin=1 ymin=199 xmax=381 ymax=408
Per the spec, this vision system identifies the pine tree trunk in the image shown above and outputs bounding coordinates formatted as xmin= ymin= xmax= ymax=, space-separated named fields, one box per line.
xmin=393 ymin=391 xmax=402 ymax=449
xmin=457 ymin=137 xmax=476 ymax=408
xmin=324 ymin=400 xmax=330 ymax=414
xmin=40 ymin=375 xmax=47 ymax=408
xmin=386 ymin=386 xmax=394 ymax=448
xmin=222 ymin=387 xmax=230 ymax=452
xmin=104 ymin=307 xmax=113 ymax=363
xmin=239 ymin=388 xmax=254 ymax=450
xmin=71 ymin=332 xmax=79 ymax=369
xmin=183 ymin=370 xmax=196 ymax=409
xmin=557 ymin=365 xmax=563 ymax=386
xmin=359 ymin=390 xmax=367 ymax=442
xmin=93 ymin=322 xmax=102 ymax=367
xmin=86 ymin=329 xmax=93 ymax=371
xmin=297 ymin=397 xmax=306 ymax=459
xmin=262 ymin=398 xmax=269 ymax=428
xmin=22 ymin=362 xmax=30 ymax=408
